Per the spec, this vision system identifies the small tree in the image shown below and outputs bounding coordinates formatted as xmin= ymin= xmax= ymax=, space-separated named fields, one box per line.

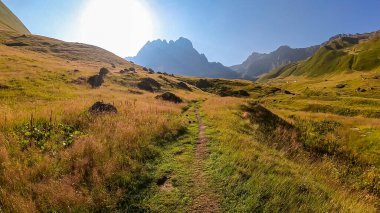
xmin=129 ymin=67 xmax=136 ymax=72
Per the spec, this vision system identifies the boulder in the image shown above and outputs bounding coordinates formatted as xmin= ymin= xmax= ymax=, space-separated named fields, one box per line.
xmin=137 ymin=78 xmax=161 ymax=92
xmin=99 ymin=67 xmax=109 ymax=76
xmin=88 ymin=102 xmax=117 ymax=114
xmin=336 ymin=84 xmax=346 ymax=88
xmin=0 ymin=84 xmax=10 ymax=89
xmin=87 ymin=75 xmax=104 ymax=88
xmin=269 ymin=87 xmax=281 ymax=93
xmin=283 ymin=90 xmax=295 ymax=95
xmin=236 ymin=90 xmax=250 ymax=97
xmin=196 ymin=79 xmax=212 ymax=89
xmin=356 ymin=87 xmax=367 ymax=92
xmin=156 ymin=92 xmax=183 ymax=103
xmin=177 ymin=82 xmax=192 ymax=91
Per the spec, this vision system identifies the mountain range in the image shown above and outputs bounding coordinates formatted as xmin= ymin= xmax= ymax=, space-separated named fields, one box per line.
xmin=127 ymin=37 xmax=239 ymax=79
xmin=231 ymin=45 xmax=320 ymax=80
xmin=128 ymin=37 xmax=322 ymax=80
xmin=259 ymin=30 xmax=380 ymax=81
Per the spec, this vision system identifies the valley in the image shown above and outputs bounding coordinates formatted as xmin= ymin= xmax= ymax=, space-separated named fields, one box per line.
xmin=0 ymin=1 xmax=380 ymax=212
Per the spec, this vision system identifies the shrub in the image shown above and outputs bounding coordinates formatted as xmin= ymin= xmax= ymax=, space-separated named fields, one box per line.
xmin=99 ymin=67 xmax=109 ymax=76
xmin=87 ymin=75 xmax=104 ymax=88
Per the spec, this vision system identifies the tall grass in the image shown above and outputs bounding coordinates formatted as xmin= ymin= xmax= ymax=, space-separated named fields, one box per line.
xmin=201 ymin=97 xmax=378 ymax=212
xmin=0 ymin=94 xmax=186 ymax=212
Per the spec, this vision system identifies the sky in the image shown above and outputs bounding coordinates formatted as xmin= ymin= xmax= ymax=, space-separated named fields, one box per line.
xmin=3 ymin=0 xmax=380 ymax=66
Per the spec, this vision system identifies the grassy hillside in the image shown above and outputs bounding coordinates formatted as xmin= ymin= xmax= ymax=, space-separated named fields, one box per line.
xmin=0 ymin=1 xmax=30 ymax=34
xmin=0 ymin=28 xmax=379 ymax=212
xmin=260 ymin=31 xmax=380 ymax=81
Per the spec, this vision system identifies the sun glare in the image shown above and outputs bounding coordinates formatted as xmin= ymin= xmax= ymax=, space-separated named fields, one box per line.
xmin=79 ymin=0 xmax=155 ymax=57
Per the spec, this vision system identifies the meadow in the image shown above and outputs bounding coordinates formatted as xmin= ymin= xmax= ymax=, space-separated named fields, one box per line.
xmin=0 ymin=29 xmax=379 ymax=212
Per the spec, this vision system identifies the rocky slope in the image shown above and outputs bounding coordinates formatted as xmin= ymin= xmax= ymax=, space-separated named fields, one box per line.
xmin=127 ymin=37 xmax=239 ymax=79
xmin=231 ymin=45 xmax=319 ymax=80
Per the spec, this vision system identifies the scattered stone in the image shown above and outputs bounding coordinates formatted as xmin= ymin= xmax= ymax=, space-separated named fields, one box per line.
xmin=156 ymin=92 xmax=183 ymax=103
xmin=269 ymin=87 xmax=281 ymax=93
xmin=196 ymin=79 xmax=212 ymax=89
xmin=5 ymin=42 xmax=29 ymax=47
xmin=336 ymin=84 xmax=346 ymax=88
xmin=283 ymin=90 xmax=295 ymax=95
xmin=177 ymin=82 xmax=192 ymax=91
xmin=99 ymin=67 xmax=109 ymax=76
xmin=251 ymin=85 xmax=262 ymax=90
xmin=236 ymin=90 xmax=250 ymax=97
xmin=156 ymin=175 xmax=169 ymax=186
xmin=356 ymin=87 xmax=367 ymax=92
xmin=0 ymin=84 xmax=10 ymax=89
xmin=128 ymin=89 xmax=143 ymax=94
xmin=70 ymin=77 xmax=86 ymax=85
xmin=137 ymin=78 xmax=161 ymax=92
xmin=74 ymin=69 xmax=80 ymax=73
xmin=88 ymin=102 xmax=117 ymax=114
xmin=87 ymin=75 xmax=104 ymax=88
xmin=129 ymin=67 xmax=136 ymax=72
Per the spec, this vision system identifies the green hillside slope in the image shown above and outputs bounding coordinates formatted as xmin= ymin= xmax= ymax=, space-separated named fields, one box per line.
xmin=260 ymin=31 xmax=380 ymax=81
xmin=0 ymin=1 xmax=30 ymax=34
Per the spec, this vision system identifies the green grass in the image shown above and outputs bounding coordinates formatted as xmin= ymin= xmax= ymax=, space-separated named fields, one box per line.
xmin=141 ymin=104 xmax=199 ymax=212
xmin=260 ymin=32 xmax=380 ymax=81
xmin=201 ymin=97 xmax=378 ymax=212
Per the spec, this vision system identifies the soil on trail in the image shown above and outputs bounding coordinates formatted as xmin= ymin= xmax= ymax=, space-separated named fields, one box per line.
xmin=189 ymin=109 xmax=220 ymax=213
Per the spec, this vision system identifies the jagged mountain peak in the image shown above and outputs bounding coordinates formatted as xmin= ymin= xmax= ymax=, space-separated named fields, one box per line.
xmin=128 ymin=37 xmax=238 ymax=79
xmin=232 ymin=45 xmax=319 ymax=79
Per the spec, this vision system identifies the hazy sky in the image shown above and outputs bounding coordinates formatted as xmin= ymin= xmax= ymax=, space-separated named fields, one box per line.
xmin=3 ymin=0 xmax=380 ymax=65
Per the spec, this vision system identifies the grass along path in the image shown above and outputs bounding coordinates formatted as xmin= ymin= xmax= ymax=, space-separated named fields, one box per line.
xmin=141 ymin=102 xmax=221 ymax=212
xmin=189 ymin=108 xmax=221 ymax=212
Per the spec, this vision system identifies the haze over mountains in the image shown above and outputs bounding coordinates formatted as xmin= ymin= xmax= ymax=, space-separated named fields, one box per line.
xmin=129 ymin=37 xmax=323 ymax=80
xmin=260 ymin=30 xmax=380 ymax=81
xmin=127 ymin=37 xmax=239 ymax=78
xmin=1 ymin=1 xmax=380 ymax=212
xmin=231 ymin=45 xmax=320 ymax=80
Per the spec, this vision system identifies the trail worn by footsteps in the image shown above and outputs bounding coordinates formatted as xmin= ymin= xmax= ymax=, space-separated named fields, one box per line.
xmin=189 ymin=108 xmax=220 ymax=213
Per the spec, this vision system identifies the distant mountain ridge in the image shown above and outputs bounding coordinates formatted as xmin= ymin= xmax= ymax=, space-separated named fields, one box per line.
xmin=0 ymin=1 xmax=30 ymax=34
xmin=231 ymin=45 xmax=319 ymax=80
xmin=259 ymin=30 xmax=380 ymax=81
xmin=127 ymin=37 xmax=239 ymax=79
